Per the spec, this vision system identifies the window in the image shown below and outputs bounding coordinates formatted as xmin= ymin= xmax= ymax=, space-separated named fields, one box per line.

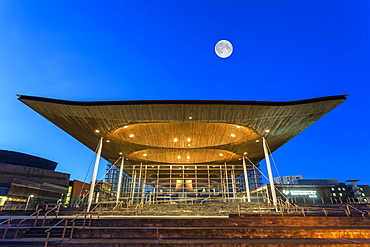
xmin=332 ymin=193 xmax=336 ymax=196
xmin=339 ymin=193 xmax=343 ymax=196
xmin=338 ymin=188 xmax=341 ymax=191
xmin=331 ymin=188 xmax=335 ymax=191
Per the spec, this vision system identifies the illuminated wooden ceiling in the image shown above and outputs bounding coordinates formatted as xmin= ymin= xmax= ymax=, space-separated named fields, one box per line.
xmin=18 ymin=95 xmax=346 ymax=169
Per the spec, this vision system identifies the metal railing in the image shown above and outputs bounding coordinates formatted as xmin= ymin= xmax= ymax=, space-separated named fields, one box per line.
xmin=42 ymin=204 xmax=61 ymax=227
xmin=13 ymin=209 xmax=42 ymax=239
xmin=44 ymin=218 xmax=68 ymax=247
xmin=1 ymin=218 xmax=13 ymax=241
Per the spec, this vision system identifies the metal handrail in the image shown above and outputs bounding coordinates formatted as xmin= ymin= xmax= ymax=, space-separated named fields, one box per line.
xmin=45 ymin=218 xmax=66 ymax=233
xmin=14 ymin=209 xmax=42 ymax=239
xmin=44 ymin=218 xmax=69 ymax=246
xmin=1 ymin=218 xmax=13 ymax=241
xmin=0 ymin=218 xmax=13 ymax=225
xmin=42 ymin=204 xmax=61 ymax=226
xmin=71 ymin=209 xmax=87 ymax=223
xmin=19 ymin=209 xmax=43 ymax=224
xmin=44 ymin=203 xmax=61 ymax=216
xmin=90 ymin=203 xmax=101 ymax=212
xmin=347 ymin=204 xmax=367 ymax=217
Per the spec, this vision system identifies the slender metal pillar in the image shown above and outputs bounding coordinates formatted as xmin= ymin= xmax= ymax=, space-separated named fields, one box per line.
xmin=224 ymin=163 xmax=229 ymax=200
xmin=169 ymin=165 xmax=172 ymax=202
xmin=242 ymin=157 xmax=251 ymax=202
xmin=87 ymin=137 xmax=103 ymax=212
xmin=138 ymin=162 xmax=143 ymax=201
xmin=231 ymin=165 xmax=236 ymax=199
xmin=141 ymin=165 xmax=147 ymax=203
xmin=195 ymin=165 xmax=198 ymax=201
xmin=207 ymin=166 xmax=211 ymax=195
xmin=219 ymin=166 xmax=224 ymax=200
xmin=130 ymin=167 xmax=137 ymax=202
xmin=116 ymin=157 xmax=125 ymax=203
xmin=262 ymin=137 xmax=278 ymax=210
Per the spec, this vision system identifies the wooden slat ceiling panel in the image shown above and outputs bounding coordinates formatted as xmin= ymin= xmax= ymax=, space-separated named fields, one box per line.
xmin=18 ymin=95 xmax=346 ymax=176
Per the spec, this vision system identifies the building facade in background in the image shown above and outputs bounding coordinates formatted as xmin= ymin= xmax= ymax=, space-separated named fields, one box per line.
xmin=0 ymin=150 xmax=70 ymax=206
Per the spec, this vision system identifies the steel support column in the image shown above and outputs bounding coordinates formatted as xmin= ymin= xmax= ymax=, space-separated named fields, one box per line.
xmin=242 ymin=157 xmax=251 ymax=202
xmin=263 ymin=137 xmax=278 ymax=211
xmin=116 ymin=157 xmax=125 ymax=203
xmin=87 ymin=137 xmax=103 ymax=212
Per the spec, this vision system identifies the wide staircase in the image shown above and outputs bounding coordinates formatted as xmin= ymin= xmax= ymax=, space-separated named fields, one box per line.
xmin=1 ymin=202 xmax=370 ymax=246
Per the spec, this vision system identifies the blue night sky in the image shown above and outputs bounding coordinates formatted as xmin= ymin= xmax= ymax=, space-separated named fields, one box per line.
xmin=0 ymin=1 xmax=369 ymax=185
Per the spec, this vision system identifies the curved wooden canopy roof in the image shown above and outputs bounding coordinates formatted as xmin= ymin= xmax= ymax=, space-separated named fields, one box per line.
xmin=18 ymin=95 xmax=346 ymax=169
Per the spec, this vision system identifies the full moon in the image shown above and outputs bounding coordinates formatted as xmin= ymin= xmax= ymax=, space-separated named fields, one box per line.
xmin=215 ymin=40 xmax=233 ymax=58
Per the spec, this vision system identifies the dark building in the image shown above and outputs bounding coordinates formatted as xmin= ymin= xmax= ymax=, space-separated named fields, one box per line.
xmin=253 ymin=179 xmax=370 ymax=204
xmin=0 ymin=150 xmax=70 ymax=206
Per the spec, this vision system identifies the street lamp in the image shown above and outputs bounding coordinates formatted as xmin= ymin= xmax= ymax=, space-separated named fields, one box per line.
xmin=25 ymin=195 xmax=34 ymax=211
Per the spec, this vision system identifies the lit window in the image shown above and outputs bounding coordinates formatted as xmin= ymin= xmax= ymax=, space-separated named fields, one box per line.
xmin=362 ymin=193 xmax=366 ymax=196
xmin=331 ymin=188 xmax=334 ymax=191
xmin=332 ymin=193 xmax=336 ymax=196
xmin=338 ymin=188 xmax=341 ymax=191
xmin=230 ymin=134 xmax=236 ymax=137
xmin=174 ymin=138 xmax=178 ymax=142
xmin=339 ymin=193 xmax=343 ymax=196
xmin=129 ymin=134 xmax=134 ymax=137
xmin=177 ymin=156 xmax=181 ymax=159
xmin=187 ymin=138 xmax=191 ymax=142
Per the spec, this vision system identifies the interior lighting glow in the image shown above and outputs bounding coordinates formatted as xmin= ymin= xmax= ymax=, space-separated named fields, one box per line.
xmin=219 ymin=153 xmax=223 ymax=156
xmin=265 ymin=129 xmax=270 ymax=133
xmin=256 ymin=139 xmax=260 ymax=142
xmin=143 ymin=154 xmax=147 ymax=157
xmin=187 ymin=144 xmax=191 ymax=147
xmin=129 ymin=134 xmax=134 ymax=137
xmin=152 ymin=166 xmax=155 ymax=167
xmin=174 ymin=138 xmax=178 ymax=142
xmin=95 ymin=130 xmax=100 ymax=133
xmin=244 ymin=152 xmax=248 ymax=155
xmin=106 ymin=140 xmax=110 ymax=143
xmin=187 ymin=156 xmax=190 ymax=159
xmin=123 ymin=126 xmax=129 ymax=128
xmin=236 ymin=126 xmax=241 ymax=128
xmin=177 ymin=156 xmax=181 ymax=159
xmin=230 ymin=134 xmax=236 ymax=137
xmin=119 ymin=152 xmax=123 ymax=155
xmin=187 ymin=138 xmax=191 ymax=142
xmin=189 ymin=117 xmax=192 ymax=119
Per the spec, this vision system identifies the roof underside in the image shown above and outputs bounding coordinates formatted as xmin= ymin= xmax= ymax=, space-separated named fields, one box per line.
xmin=18 ymin=95 xmax=346 ymax=177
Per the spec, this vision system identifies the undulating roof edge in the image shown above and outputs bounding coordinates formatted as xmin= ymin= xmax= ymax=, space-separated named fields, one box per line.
xmin=17 ymin=94 xmax=348 ymax=107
